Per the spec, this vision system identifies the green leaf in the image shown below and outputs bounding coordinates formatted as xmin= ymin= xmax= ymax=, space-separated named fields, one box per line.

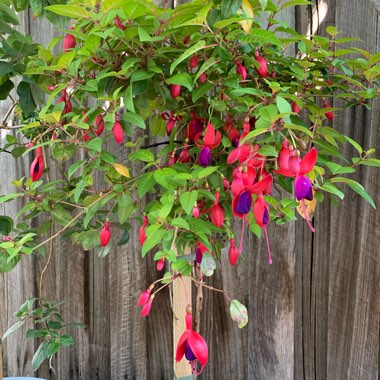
xmin=117 ymin=192 xmax=133 ymax=224
xmin=171 ymin=259 xmax=192 ymax=276
xmin=85 ymin=137 xmax=102 ymax=152
xmin=330 ymin=177 xmax=376 ymax=209
xmin=130 ymin=149 xmax=154 ymax=162
xmin=100 ymin=0 xmax=126 ymax=12
xmin=118 ymin=229 xmax=130 ymax=245
xmin=0 ymin=253 xmax=21 ymax=273
xmin=282 ymin=0 xmax=312 ymax=9
xmin=166 ymin=73 xmax=193 ymax=91
xmin=201 ymin=252 xmax=216 ymax=276
xmin=51 ymin=205 xmax=73 ymax=227
xmin=221 ymin=0 xmax=242 ymax=18
xmin=171 ymin=218 xmax=190 ymax=230
xmin=230 ymin=299 xmax=248 ymax=329
xmin=0 ymin=79 xmax=15 ymax=100
xmin=180 ymin=190 xmax=198 ymax=215
xmin=240 ymin=128 xmax=269 ymax=144
xmin=344 ymin=135 xmax=363 ymax=154
xmin=124 ymin=84 xmax=135 ymax=113
xmin=0 ymin=3 xmax=19 ymax=24
xmin=32 ymin=342 xmax=49 ymax=370
xmin=45 ymin=5 xmax=90 ymax=18
xmin=142 ymin=226 xmax=166 ymax=257
xmin=276 ymin=95 xmax=291 ymax=114
xmin=258 ymin=145 xmax=278 ymax=157
xmin=170 ymin=40 xmax=206 ymax=75
xmin=137 ymin=172 xmax=155 ymax=197
xmin=197 ymin=166 xmax=219 ymax=179
xmin=1 ymin=320 xmax=25 ymax=342
xmin=68 ymin=160 xmax=85 ymax=178
xmin=124 ymin=112 xmax=146 ymax=129
xmin=194 ymin=56 xmax=217 ymax=82
xmin=319 ymin=183 xmax=345 ymax=200
xmin=0 ymin=216 xmax=13 ymax=235
xmin=192 ymin=82 xmax=213 ymax=103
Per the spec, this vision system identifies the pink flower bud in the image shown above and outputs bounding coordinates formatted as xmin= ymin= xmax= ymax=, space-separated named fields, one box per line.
xmin=30 ymin=149 xmax=45 ymax=182
xmin=137 ymin=288 xmax=151 ymax=306
xmin=100 ymin=221 xmax=111 ymax=247
xmin=189 ymin=54 xmax=198 ymax=68
xmin=141 ymin=297 xmax=153 ymax=317
xmin=95 ymin=114 xmax=105 ymax=136
xmin=114 ymin=16 xmax=126 ymax=31
xmin=112 ymin=120 xmax=124 ymax=144
xmin=199 ymin=72 xmax=207 ymax=84
xmin=63 ymin=32 xmax=76 ymax=52
xmin=228 ymin=239 xmax=239 ymax=266
xmin=255 ymin=51 xmax=268 ymax=78
xmin=192 ymin=205 xmax=200 ymax=218
xmin=156 ymin=257 xmax=165 ymax=271
xmin=170 ymin=84 xmax=181 ymax=99
xmin=292 ymin=101 xmax=301 ymax=114
xmin=47 ymin=85 xmax=55 ymax=91
xmin=223 ymin=177 xmax=230 ymax=191
xmin=323 ymin=100 xmax=334 ymax=120
xmin=236 ymin=61 xmax=247 ymax=80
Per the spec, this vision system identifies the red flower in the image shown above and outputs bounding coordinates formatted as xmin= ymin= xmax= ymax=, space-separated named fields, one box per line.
xmin=170 ymin=84 xmax=181 ymax=98
xmin=255 ymin=50 xmax=268 ymax=78
xmin=114 ymin=15 xmax=126 ymax=30
xmin=100 ymin=221 xmax=111 ymax=247
xmin=94 ymin=114 xmax=105 ymax=136
xmin=178 ymin=142 xmax=191 ymax=163
xmin=236 ymin=61 xmax=247 ymax=80
xmin=156 ymin=256 xmax=165 ymax=271
xmin=292 ymin=101 xmax=301 ymax=114
xmin=189 ymin=54 xmax=198 ymax=68
xmin=323 ymin=100 xmax=334 ymax=120
xmin=141 ymin=296 xmax=153 ymax=317
xmin=30 ymin=147 xmax=44 ymax=182
xmin=208 ymin=192 xmax=224 ymax=228
xmin=192 ymin=204 xmax=200 ymax=218
xmin=228 ymin=239 xmax=239 ymax=266
xmin=113 ymin=120 xmax=124 ymax=144
xmin=175 ymin=307 xmax=208 ymax=375
xmin=198 ymin=72 xmax=207 ymax=84
xmin=161 ymin=111 xmax=181 ymax=136
xmin=63 ymin=31 xmax=76 ymax=52
xmin=137 ymin=287 xmax=152 ymax=306
xmin=195 ymin=122 xmax=221 ymax=167
xmin=195 ymin=242 xmax=208 ymax=264
xmin=139 ymin=216 xmax=148 ymax=245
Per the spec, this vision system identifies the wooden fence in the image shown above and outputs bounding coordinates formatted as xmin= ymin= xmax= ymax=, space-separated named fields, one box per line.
xmin=0 ymin=1 xmax=379 ymax=379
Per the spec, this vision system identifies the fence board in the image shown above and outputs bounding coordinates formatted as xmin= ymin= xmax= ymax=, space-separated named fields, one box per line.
xmin=0 ymin=1 xmax=379 ymax=380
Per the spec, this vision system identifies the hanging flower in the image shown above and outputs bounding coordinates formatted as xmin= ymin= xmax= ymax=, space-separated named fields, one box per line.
xmin=63 ymin=29 xmax=76 ymax=52
xmin=175 ymin=306 xmax=208 ymax=375
xmin=228 ymin=239 xmax=239 ymax=266
xmin=170 ymin=84 xmax=181 ymax=98
xmin=156 ymin=256 xmax=165 ymax=271
xmin=114 ymin=15 xmax=126 ymax=30
xmin=195 ymin=122 xmax=221 ymax=167
xmin=139 ymin=216 xmax=148 ymax=245
xmin=30 ymin=147 xmax=45 ymax=182
xmin=195 ymin=242 xmax=209 ymax=264
xmin=255 ymin=50 xmax=268 ymax=78
xmin=161 ymin=111 xmax=181 ymax=136
xmin=137 ymin=287 xmax=152 ymax=306
xmin=94 ymin=114 xmax=105 ymax=136
xmin=275 ymin=147 xmax=318 ymax=231
xmin=236 ymin=60 xmax=247 ymax=80
xmin=100 ymin=220 xmax=111 ymax=247
xmin=141 ymin=296 xmax=154 ymax=317
xmin=113 ymin=118 xmax=124 ymax=144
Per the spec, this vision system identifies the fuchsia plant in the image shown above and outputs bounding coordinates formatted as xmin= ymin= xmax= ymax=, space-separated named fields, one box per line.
xmin=0 ymin=0 xmax=379 ymax=374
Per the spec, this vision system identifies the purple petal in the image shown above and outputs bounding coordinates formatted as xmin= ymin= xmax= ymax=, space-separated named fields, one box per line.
xmin=235 ymin=191 xmax=252 ymax=214
xmin=195 ymin=246 xmax=202 ymax=264
xmin=295 ymin=176 xmax=313 ymax=201
xmin=263 ymin=208 xmax=269 ymax=225
xmin=198 ymin=147 xmax=212 ymax=166
xmin=185 ymin=341 xmax=197 ymax=361
xmin=232 ymin=138 xmax=239 ymax=148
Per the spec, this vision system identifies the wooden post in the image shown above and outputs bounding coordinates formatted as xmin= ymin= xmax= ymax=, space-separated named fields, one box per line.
xmin=173 ymin=276 xmax=192 ymax=380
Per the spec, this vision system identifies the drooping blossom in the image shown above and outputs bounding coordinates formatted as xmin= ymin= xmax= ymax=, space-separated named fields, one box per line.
xmin=275 ymin=147 xmax=318 ymax=231
xmin=178 ymin=142 xmax=191 ymax=163
xmin=195 ymin=122 xmax=221 ymax=167
xmin=253 ymin=194 xmax=272 ymax=264
xmin=323 ymin=100 xmax=334 ymax=121
xmin=141 ymin=296 xmax=154 ymax=317
xmin=30 ymin=147 xmax=45 ymax=182
xmin=63 ymin=29 xmax=76 ymax=52
xmin=114 ymin=15 xmax=126 ymax=30
xmin=198 ymin=72 xmax=207 ymax=84
xmin=156 ymin=256 xmax=165 ymax=271
xmin=137 ymin=287 xmax=152 ymax=306
xmin=94 ymin=114 xmax=105 ymax=136
xmin=100 ymin=221 xmax=111 ymax=247
xmin=113 ymin=118 xmax=124 ymax=144
xmin=139 ymin=216 xmax=148 ymax=245
xmin=195 ymin=242 xmax=209 ymax=264
xmin=192 ymin=204 xmax=200 ymax=218
xmin=170 ymin=84 xmax=181 ymax=98
xmin=228 ymin=238 xmax=239 ymax=266
xmin=175 ymin=306 xmax=208 ymax=375
xmin=255 ymin=50 xmax=268 ymax=78
xmin=186 ymin=113 xmax=204 ymax=141
xmin=161 ymin=111 xmax=181 ymax=136
xmin=189 ymin=54 xmax=198 ymax=68
xmin=236 ymin=60 xmax=247 ymax=80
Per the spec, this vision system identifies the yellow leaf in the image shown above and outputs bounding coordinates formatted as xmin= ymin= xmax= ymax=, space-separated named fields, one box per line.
xmin=239 ymin=0 xmax=254 ymax=34
xmin=297 ymin=193 xmax=317 ymax=221
xmin=113 ymin=163 xmax=130 ymax=178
